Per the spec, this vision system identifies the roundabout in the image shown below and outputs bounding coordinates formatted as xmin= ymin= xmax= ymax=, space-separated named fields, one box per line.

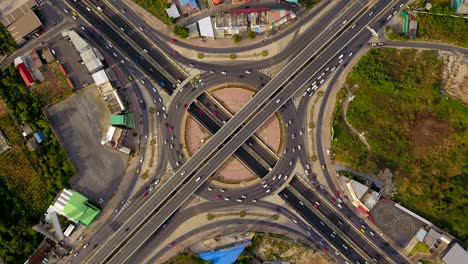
xmin=164 ymin=70 xmax=300 ymax=202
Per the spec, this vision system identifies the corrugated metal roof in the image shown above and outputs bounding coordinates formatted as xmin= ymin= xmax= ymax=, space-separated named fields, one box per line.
xmin=17 ymin=62 xmax=34 ymax=85
xmin=92 ymin=70 xmax=109 ymax=86
xmin=198 ymin=17 xmax=215 ymax=37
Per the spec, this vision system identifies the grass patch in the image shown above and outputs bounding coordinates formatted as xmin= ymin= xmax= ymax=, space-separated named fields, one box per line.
xmin=133 ymin=0 xmax=173 ymax=25
xmin=333 ymin=48 xmax=468 ymax=242
xmin=409 ymin=242 xmax=430 ymax=257
xmin=415 ymin=13 xmax=468 ymax=47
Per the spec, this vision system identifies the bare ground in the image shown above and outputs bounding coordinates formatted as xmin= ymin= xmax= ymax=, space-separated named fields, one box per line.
xmin=36 ymin=61 xmax=72 ymax=104
xmin=439 ymin=51 xmax=468 ymax=104
xmin=254 ymin=236 xmax=332 ymax=264
xmin=410 ymin=112 xmax=452 ymax=148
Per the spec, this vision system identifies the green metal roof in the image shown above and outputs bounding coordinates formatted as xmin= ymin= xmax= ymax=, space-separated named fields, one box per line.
xmin=400 ymin=11 xmax=409 ymax=35
xmin=110 ymin=113 xmax=134 ymax=128
xmin=110 ymin=115 xmax=126 ymax=126
xmin=62 ymin=192 xmax=100 ymax=226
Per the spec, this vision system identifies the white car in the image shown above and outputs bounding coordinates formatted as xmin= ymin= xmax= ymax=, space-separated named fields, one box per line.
xmin=195 ymin=176 xmax=201 ymax=182
xmin=139 ymin=157 xmax=144 ymax=163
xmin=140 ymin=79 xmax=145 ymax=85
xmin=265 ymin=189 xmax=271 ymax=193
xmin=139 ymin=26 xmax=144 ymax=31
xmin=221 ymin=71 xmax=227 ymax=75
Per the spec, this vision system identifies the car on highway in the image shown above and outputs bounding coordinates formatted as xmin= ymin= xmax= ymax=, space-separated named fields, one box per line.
xmin=224 ymin=197 xmax=230 ymax=201
xmin=220 ymin=188 xmax=226 ymax=193
xmin=289 ymin=160 xmax=294 ymax=166
xmin=236 ymin=198 xmax=243 ymax=202
xmin=292 ymin=219 xmax=298 ymax=224
xmin=168 ymin=243 xmax=174 ymax=248
xmin=120 ymin=27 xmax=125 ymax=32
xmin=143 ymin=49 xmax=148 ymax=53
xmin=330 ymin=197 xmax=336 ymax=203
xmin=149 ymin=186 xmax=154 ymax=192
xmin=136 ymin=167 xmax=140 ymax=173
xmin=73 ymin=252 xmax=79 ymax=257
xmin=241 ymin=195 xmax=247 ymax=199
xmin=140 ymin=79 xmax=145 ymax=85
xmin=168 ymin=125 xmax=174 ymax=132
xmin=195 ymin=176 xmax=201 ymax=182
xmin=178 ymin=153 xmax=183 ymax=159
xmin=83 ymin=243 xmax=89 ymax=249
xmin=265 ymin=189 xmax=271 ymax=193
xmin=313 ymin=202 xmax=320 ymax=208
xmin=369 ymin=11 xmax=374 ymax=16
xmin=172 ymin=51 xmax=178 ymax=56
xmin=139 ymin=26 xmax=144 ymax=31
xmin=215 ymin=195 xmax=222 ymax=200
xmin=139 ymin=157 xmax=144 ymax=163
xmin=121 ymin=8 xmax=126 ymax=13
xmin=252 ymin=199 xmax=257 ymax=203
xmin=221 ymin=71 xmax=227 ymax=75
xmin=170 ymin=39 xmax=177 ymax=43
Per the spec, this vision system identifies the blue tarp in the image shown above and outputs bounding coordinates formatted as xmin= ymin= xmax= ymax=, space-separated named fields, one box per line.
xmin=199 ymin=247 xmax=245 ymax=264
xmin=34 ymin=131 xmax=45 ymax=144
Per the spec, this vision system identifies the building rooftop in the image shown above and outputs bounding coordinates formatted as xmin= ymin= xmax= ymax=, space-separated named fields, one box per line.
xmin=198 ymin=17 xmax=215 ymax=38
xmin=6 ymin=9 xmax=41 ymax=44
xmin=62 ymin=191 xmax=100 ymax=226
xmin=92 ymin=69 xmax=109 ymax=86
xmin=350 ymin=180 xmax=369 ymax=200
xmin=17 ymin=62 xmax=35 ymax=86
xmin=443 ymin=242 xmax=468 ymax=264
xmin=166 ymin=4 xmax=180 ymax=18
xmin=0 ymin=0 xmax=36 ymax=26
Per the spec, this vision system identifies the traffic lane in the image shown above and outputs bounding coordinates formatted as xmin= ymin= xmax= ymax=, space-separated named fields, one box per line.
xmin=188 ymin=102 xmax=270 ymax=177
xmin=66 ymin=0 xmax=176 ymax=93
xmin=104 ymin=0 xmax=351 ymax=71
xmin=181 ymin=0 xmax=400 ymax=223
xmin=137 ymin=219 xmax=325 ymax=264
xmin=98 ymin=3 xmax=185 ymax=80
xmin=280 ymin=187 xmax=365 ymax=262
xmin=90 ymin=1 xmax=392 ymax=260
xmin=197 ymin=92 xmax=278 ymax=167
xmin=182 ymin=0 xmax=363 ymax=71
xmin=289 ymin=178 xmax=387 ymax=263
xmin=109 ymin=0 xmax=335 ymax=53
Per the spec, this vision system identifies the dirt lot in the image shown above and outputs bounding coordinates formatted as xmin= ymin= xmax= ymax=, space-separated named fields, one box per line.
xmin=35 ymin=61 xmax=73 ymax=104
xmin=46 ymin=86 xmax=128 ymax=202
xmin=410 ymin=112 xmax=452 ymax=148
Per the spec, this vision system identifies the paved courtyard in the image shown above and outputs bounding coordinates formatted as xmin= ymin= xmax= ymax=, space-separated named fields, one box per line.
xmin=371 ymin=199 xmax=426 ymax=247
xmin=47 ymin=86 xmax=127 ymax=203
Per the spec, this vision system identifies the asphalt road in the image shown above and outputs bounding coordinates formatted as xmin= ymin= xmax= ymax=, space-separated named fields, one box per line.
xmin=86 ymin=1 xmax=400 ymax=262
xmin=128 ymin=200 xmax=349 ymax=264
xmin=164 ymin=71 xmax=298 ymax=201
xmin=65 ymin=0 xmax=181 ymax=93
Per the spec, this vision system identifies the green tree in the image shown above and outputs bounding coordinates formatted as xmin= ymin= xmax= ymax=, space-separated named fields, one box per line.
xmin=232 ymin=34 xmax=242 ymax=43
xmin=248 ymin=31 xmax=256 ymax=39
xmin=173 ymin=25 xmax=189 ymax=38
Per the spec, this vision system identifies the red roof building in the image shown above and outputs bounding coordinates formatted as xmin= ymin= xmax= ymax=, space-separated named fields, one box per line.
xmin=17 ymin=63 xmax=35 ymax=86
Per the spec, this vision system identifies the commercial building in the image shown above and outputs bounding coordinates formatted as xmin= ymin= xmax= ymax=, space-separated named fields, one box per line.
xmin=0 ymin=0 xmax=42 ymax=45
xmin=50 ymin=189 xmax=100 ymax=227
xmin=442 ymin=242 xmax=468 ymax=264
xmin=110 ymin=114 xmax=134 ymax=129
